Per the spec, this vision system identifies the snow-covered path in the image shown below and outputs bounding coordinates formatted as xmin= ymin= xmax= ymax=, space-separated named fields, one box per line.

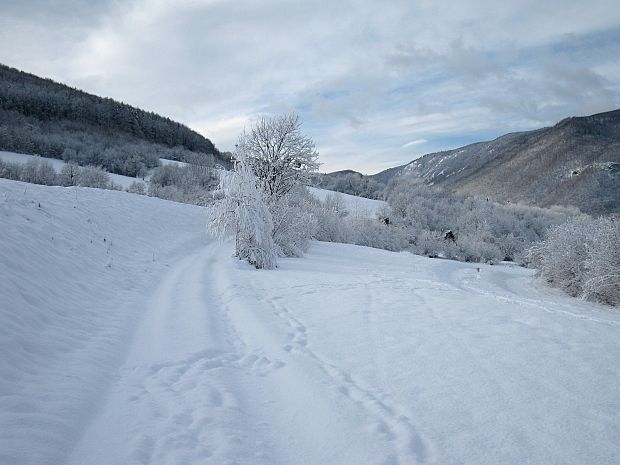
xmin=68 ymin=242 xmax=620 ymax=465
xmin=67 ymin=243 xmax=427 ymax=465
xmin=2 ymin=180 xmax=619 ymax=465
xmin=67 ymin=245 xmax=256 ymax=464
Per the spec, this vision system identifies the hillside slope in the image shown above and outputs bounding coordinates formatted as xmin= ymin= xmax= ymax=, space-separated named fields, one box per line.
xmin=1 ymin=179 xmax=619 ymax=465
xmin=374 ymin=109 xmax=620 ymax=215
xmin=0 ymin=64 xmax=229 ymax=176
xmin=307 ymin=186 xmax=386 ymax=217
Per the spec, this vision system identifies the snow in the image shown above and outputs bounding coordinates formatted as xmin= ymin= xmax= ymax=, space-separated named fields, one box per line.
xmin=159 ymin=158 xmax=189 ymax=167
xmin=2 ymin=178 xmax=620 ymax=465
xmin=307 ymin=186 xmax=386 ymax=218
xmin=0 ymin=150 xmax=143 ymax=188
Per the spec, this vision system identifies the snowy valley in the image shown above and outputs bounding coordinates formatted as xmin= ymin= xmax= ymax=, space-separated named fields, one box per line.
xmin=2 ymin=14 xmax=620 ymax=464
xmin=1 ymin=178 xmax=619 ymax=465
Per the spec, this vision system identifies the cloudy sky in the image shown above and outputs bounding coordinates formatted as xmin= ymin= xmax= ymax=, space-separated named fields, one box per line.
xmin=1 ymin=0 xmax=620 ymax=173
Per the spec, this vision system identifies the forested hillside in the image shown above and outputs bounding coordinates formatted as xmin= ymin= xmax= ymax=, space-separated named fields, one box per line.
xmin=0 ymin=64 xmax=228 ymax=176
xmin=311 ymin=170 xmax=384 ymax=199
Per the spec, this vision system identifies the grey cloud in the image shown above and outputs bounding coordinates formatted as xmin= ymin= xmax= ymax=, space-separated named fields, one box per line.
xmin=0 ymin=0 xmax=619 ymax=173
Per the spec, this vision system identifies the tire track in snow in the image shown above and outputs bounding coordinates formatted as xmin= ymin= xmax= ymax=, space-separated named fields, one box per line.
xmin=67 ymin=245 xmax=280 ymax=465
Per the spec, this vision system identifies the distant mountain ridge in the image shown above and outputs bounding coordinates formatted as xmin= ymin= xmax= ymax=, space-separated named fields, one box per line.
xmin=371 ymin=109 xmax=620 ymax=215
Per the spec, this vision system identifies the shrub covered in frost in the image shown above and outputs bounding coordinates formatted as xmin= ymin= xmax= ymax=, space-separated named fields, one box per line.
xmin=527 ymin=216 xmax=619 ymax=305
xmin=384 ymin=175 xmax=575 ymax=264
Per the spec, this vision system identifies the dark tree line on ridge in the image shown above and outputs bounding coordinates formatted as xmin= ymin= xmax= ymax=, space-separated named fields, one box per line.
xmin=0 ymin=63 xmax=228 ymax=176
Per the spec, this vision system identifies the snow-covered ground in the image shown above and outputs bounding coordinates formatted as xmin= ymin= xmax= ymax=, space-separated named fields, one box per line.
xmin=159 ymin=157 xmax=190 ymax=167
xmin=307 ymin=186 xmax=386 ymax=217
xmin=1 ymin=178 xmax=619 ymax=465
xmin=0 ymin=150 xmax=140 ymax=188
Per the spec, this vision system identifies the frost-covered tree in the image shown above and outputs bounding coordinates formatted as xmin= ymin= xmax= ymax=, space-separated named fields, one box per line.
xmin=209 ymin=155 xmax=277 ymax=269
xmin=0 ymin=159 xmax=21 ymax=180
xmin=528 ymin=216 xmax=619 ymax=305
xmin=223 ymin=114 xmax=321 ymax=259
xmin=58 ymin=162 xmax=80 ymax=186
xmin=527 ymin=216 xmax=591 ymax=296
xmin=19 ymin=157 xmax=57 ymax=185
xmin=238 ymin=114 xmax=319 ymax=201
xmin=127 ymin=181 xmax=146 ymax=195
xmin=583 ymin=218 xmax=620 ymax=305
xmin=75 ymin=165 xmax=111 ymax=189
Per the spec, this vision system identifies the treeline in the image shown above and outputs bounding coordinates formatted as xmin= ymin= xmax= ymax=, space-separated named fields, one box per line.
xmin=0 ymin=155 xmax=218 ymax=206
xmin=311 ymin=171 xmax=384 ymax=199
xmin=0 ymin=64 xmax=227 ymax=176
xmin=0 ymin=156 xmax=123 ymax=190
xmin=384 ymin=176 xmax=576 ymax=264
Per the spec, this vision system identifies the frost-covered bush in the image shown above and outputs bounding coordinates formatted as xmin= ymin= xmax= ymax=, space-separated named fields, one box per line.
xmin=126 ymin=181 xmax=146 ymax=195
xmin=0 ymin=156 xmax=60 ymax=185
xmin=385 ymin=175 xmax=574 ymax=264
xmin=148 ymin=162 xmax=217 ymax=205
xmin=270 ymin=189 xmax=318 ymax=257
xmin=19 ymin=157 xmax=57 ymax=185
xmin=414 ymin=230 xmax=446 ymax=257
xmin=0 ymin=157 xmax=128 ymax=193
xmin=305 ymin=192 xmax=407 ymax=251
xmin=75 ymin=165 xmax=111 ymax=189
xmin=148 ymin=184 xmax=184 ymax=203
xmin=527 ymin=216 xmax=591 ymax=297
xmin=209 ymin=155 xmax=277 ymax=269
xmin=527 ymin=216 xmax=619 ymax=305
xmin=348 ymin=216 xmax=407 ymax=251
xmin=323 ymin=192 xmax=349 ymax=218
xmin=311 ymin=193 xmax=353 ymax=243
xmin=0 ymin=159 xmax=23 ymax=181
xmin=149 ymin=165 xmax=183 ymax=188
xmin=456 ymin=233 xmax=503 ymax=263
xmin=583 ymin=219 xmax=620 ymax=305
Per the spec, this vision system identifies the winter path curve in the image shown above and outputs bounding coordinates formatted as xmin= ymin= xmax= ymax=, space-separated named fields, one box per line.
xmin=68 ymin=242 xmax=620 ymax=465
xmin=66 ymin=242 xmax=430 ymax=465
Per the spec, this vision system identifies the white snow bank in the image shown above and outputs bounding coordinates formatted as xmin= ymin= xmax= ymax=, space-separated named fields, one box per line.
xmin=307 ymin=186 xmax=386 ymax=218
xmin=159 ymin=157 xmax=189 ymax=167
xmin=0 ymin=179 xmax=207 ymax=465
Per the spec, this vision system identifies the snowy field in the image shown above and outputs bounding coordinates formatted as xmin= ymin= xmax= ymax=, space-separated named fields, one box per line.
xmin=1 ymin=178 xmax=619 ymax=465
xmin=307 ymin=185 xmax=386 ymax=217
